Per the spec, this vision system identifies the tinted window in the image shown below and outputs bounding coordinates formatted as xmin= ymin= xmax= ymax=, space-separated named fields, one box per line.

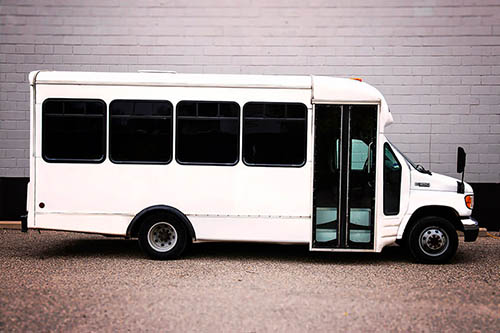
xmin=243 ymin=102 xmax=307 ymax=166
xmin=333 ymin=139 xmax=369 ymax=170
xmin=110 ymin=100 xmax=173 ymax=163
xmin=176 ymin=101 xmax=239 ymax=165
xmin=42 ymin=99 xmax=106 ymax=162
xmin=384 ymin=143 xmax=402 ymax=215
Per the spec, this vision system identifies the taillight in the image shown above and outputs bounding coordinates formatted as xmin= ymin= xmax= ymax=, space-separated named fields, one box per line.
xmin=465 ymin=195 xmax=474 ymax=210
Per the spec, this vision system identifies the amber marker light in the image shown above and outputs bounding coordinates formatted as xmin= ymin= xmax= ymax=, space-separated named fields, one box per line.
xmin=465 ymin=195 xmax=474 ymax=210
xmin=350 ymin=78 xmax=363 ymax=82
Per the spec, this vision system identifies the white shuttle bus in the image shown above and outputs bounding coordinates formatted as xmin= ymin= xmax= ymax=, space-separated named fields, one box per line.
xmin=24 ymin=71 xmax=479 ymax=263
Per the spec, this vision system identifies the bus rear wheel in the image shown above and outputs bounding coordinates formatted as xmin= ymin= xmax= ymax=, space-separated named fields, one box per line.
xmin=138 ymin=214 xmax=188 ymax=260
xmin=407 ymin=216 xmax=458 ymax=264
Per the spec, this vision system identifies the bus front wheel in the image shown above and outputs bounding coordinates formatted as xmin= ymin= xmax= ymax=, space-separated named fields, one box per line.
xmin=407 ymin=216 xmax=458 ymax=264
xmin=138 ymin=214 xmax=188 ymax=260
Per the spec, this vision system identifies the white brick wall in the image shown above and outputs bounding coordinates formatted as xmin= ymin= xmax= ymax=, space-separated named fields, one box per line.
xmin=0 ymin=0 xmax=499 ymax=182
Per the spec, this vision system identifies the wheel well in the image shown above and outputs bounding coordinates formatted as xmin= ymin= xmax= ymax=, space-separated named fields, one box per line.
xmin=126 ymin=205 xmax=196 ymax=240
xmin=402 ymin=205 xmax=463 ymax=243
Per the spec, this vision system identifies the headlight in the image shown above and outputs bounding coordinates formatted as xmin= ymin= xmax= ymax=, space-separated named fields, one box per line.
xmin=465 ymin=195 xmax=474 ymax=210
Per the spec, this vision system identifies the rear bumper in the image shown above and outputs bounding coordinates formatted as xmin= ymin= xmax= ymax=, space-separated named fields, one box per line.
xmin=461 ymin=217 xmax=479 ymax=242
xmin=21 ymin=211 xmax=28 ymax=232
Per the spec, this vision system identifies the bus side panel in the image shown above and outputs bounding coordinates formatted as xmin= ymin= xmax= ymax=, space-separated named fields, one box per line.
xmin=33 ymin=160 xmax=312 ymax=233
xmin=33 ymin=84 xmax=313 ymax=240
xmin=191 ymin=216 xmax=310 ymax=243
xmin=35 ymin=213 xmax=131 ymax=235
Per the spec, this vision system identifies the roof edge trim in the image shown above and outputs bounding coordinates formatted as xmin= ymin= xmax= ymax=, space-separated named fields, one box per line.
xmin=29 ymin=70 xmax=41 ymax=86
xmin=35 ymin=80 xmax=312 ymax=90
xmin=312 ymin=98 xmax=382 ymax=104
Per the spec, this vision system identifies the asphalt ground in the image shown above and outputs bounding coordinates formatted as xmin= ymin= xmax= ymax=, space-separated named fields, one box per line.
xmin=0 ymin=229 xmax=498 ymax=332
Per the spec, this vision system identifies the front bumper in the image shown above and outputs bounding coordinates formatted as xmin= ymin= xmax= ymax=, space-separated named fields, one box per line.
xmin=461 ymin=217 xmax=479 ymax=242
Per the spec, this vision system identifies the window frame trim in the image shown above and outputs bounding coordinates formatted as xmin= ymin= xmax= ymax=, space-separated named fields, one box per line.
xmin=41 ymin=98 xmax=107 ymax=164
xmin=108 ymin=99 xmax=174 ymax=165
xmin=242 ymin=101 xmax=308 ymax=168
xmin=175 ymin=100 xmax=241 ymax=167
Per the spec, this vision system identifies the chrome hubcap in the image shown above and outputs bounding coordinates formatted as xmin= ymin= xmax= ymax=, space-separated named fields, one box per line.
xmin=419 ymin=227 xmax=449 ymax=257
xmin=147 ymin=222 xmax=178 ymax=252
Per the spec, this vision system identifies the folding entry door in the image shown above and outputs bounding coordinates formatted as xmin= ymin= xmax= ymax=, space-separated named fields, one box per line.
xmin=312 ymin=104 xmax=378 ymax=249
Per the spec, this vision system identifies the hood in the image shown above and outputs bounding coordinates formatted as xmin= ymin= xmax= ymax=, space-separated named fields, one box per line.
xmin=411 ymin=170 xmax=473 ymax=193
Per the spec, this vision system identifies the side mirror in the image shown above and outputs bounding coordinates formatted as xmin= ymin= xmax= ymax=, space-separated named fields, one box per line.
xmin=457 ymin=147 xmax=466 ymax=173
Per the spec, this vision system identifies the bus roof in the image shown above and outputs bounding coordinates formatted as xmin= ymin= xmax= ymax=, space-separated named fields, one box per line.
xmin=31 ymin=71 xmax=312 ymax=89
xmin=30 ymin=71 xmax=393 ymax=126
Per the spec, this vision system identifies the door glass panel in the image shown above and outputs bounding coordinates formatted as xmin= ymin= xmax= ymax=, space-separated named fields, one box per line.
xmin=351 ymin=139 xmax=369 ymax=170
xmin=333 ymin=138 xmax=368 ymax=170
xmin=347 ymin=105 xmax=377 ymax=248
xmin=313 ymin=105 xmax=341 ymax=247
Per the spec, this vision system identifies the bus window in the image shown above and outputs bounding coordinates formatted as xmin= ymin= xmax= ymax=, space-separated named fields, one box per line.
xmin=42 ymin=99 xmax=106 ymax=163
xmin=384 ymin=143 xmax=402 ymax=215
xmin=110 ymin=100 xmax=173 ymax=164
xmin=243 ymin=102 xmax=307 ymax=166
xmin=176 ymin=101 xmax=239 ymax=165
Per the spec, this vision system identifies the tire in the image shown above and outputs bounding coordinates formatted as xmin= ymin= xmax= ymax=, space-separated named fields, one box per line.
xmin=138 ymin=213 xmax=189 ymax=260
xmin=407 ymin=216 xmax=458 ymax=264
